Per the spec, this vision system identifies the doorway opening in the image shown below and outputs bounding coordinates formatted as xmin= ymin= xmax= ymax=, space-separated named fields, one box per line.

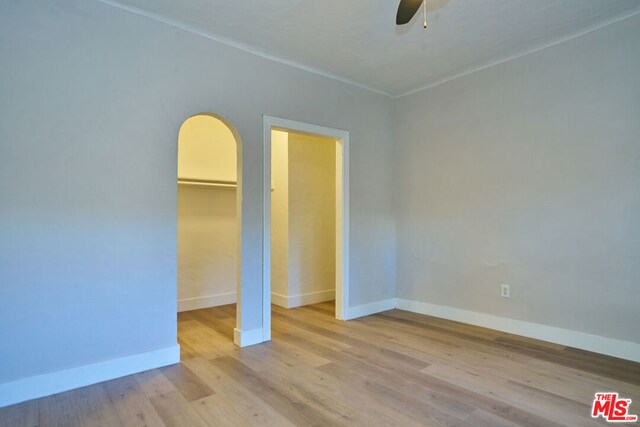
xmin=262 ymin=116 xmax=349 ymax=341
xmin=177 ymin=113 xmax=242 ymax=348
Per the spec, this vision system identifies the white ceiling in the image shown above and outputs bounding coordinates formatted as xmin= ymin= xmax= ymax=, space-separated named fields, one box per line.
xmin=104 ymin=0 xmax=640 ymax=96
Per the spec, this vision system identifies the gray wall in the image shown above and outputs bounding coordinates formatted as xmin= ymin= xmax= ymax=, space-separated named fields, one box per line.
xmin=0 ymin=0 xmax=396 ymax=384
xmin=395 ymin=14 xmax=640 ymax=343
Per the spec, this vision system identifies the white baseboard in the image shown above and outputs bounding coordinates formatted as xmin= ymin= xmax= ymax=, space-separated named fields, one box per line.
xmin=346 ymin=298 xmax=396 ymax=320
xmin=396 ymin=298 xmax=640 ymax=363
xmin=271 ymin=292 xmax=288 ymax=308
xmin=0 ymin=344 xmax=180 ymax=408
xmin=271 ymin=289 xmax=335 ymax=309
xmin=178 ymin=292 xmax=236 ymax=312
xmin=234 ymin=327 xmax=264 ymax=348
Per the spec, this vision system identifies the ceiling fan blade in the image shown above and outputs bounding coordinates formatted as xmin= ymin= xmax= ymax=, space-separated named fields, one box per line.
xmin=396 ymin=0 xmax=423 ymax=25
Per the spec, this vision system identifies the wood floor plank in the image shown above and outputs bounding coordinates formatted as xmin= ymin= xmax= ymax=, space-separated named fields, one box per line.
xmin=37 ymin=388 xmax=85 ymax=427
xmin=32 ymin=383 xmax=121 ymax=427
xmin=177 ymin=337 xmax=199 ymax=360
xmin=272 ymin=315 xmax=353 ymax=352
xmin=0 ymin=399 xmax=39 ymax=427
xmin=190 ymin=394 xmax=252 ymax=427
xmin=265 ymin=338 xmax=331 ymax=368
xmin=148 ymin=390 xmax=209 ymax=427
xmin=183 ymin=357 xmax=296 ymax=426
xmin=67 ymin=382 xmax=123 ymax=427
xmin=302 ymin=302 xmax=335 ymax=316
xmin=133 ymin=369 xmax=176 ymax=399
xmin=461 ymin=409 xmax=522 ymax=427
xmin=160 ymin=363 xmax=214 ymax=402
xmin=421 ymin=362 xmax=602 ymax=426
xmin=210 ymin=355 xmax=341 ymax=426
xmin=276 ymin=331 xmax=477 ymax=424
xmin=239 ymin=343 xmax=427 ymax=426
xmin=317 ymin=361 xmax=466 ymax=426
xmin=177 ymin=320 xmax=227 ymax=359
xmin=525 ymin=358 xmax=640 ymax=403
xmin=504 ymin=380 xmax=605 ymax=426
xmin=409 ymin=371 xmax=566 ymax=427
xmin=102 ymin=375 xmax=166 ymax=427
xmin=186 ymin=309 xmax=235 ymax=341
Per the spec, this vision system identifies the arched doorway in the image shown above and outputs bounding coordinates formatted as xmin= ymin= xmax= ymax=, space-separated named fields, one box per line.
xmin=177 ymin=113 xmax=242 ymax=345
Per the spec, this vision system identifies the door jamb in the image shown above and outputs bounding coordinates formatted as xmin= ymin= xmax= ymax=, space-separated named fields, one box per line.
xmin=262 ymin=116 xmax=350 ymax=341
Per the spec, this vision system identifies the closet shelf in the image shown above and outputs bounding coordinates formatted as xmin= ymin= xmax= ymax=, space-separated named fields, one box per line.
xmin=178 ymin=178 xmax=237 ymax=188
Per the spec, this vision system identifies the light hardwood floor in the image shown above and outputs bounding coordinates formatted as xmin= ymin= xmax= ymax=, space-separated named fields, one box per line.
xmin=2 ymin=302 xmax=639 ymax=426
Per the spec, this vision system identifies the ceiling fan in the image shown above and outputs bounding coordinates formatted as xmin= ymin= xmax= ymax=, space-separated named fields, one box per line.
xmin=396 ymin=0 xmax=449 ymax=28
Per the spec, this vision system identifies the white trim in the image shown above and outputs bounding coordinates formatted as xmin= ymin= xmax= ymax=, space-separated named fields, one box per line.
xmin=262 ymin=119 xmax=273 ymax=342
xmin=396 ymin=299 xmax=640 ymax=363
xmin=271 ymin=289 xmax=335 ymax=309
xmin=335 ymin=130 xmax=350 ymax=321
xmin=0 ymin=345 xmax=180 ymax=408
xmin=346 ymin=298 xmax=397 ymax=320
xmin=177 ymin=292 xmax=236 ymax=312
xmin=270 ymin=292 xmax=289 ymax=309
xmin=263 ymin=116 xmax=351 ymax=341
xmin=233 ymin=327 xmax=264 ymax=348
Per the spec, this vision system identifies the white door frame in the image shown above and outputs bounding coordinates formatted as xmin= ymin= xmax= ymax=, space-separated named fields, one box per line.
xmin=262 ymin=116 xmax=350 ymax=341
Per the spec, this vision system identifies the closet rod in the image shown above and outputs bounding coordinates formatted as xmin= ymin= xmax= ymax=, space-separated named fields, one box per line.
xmin=177 ymin=178 xmax=237 ymax=188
